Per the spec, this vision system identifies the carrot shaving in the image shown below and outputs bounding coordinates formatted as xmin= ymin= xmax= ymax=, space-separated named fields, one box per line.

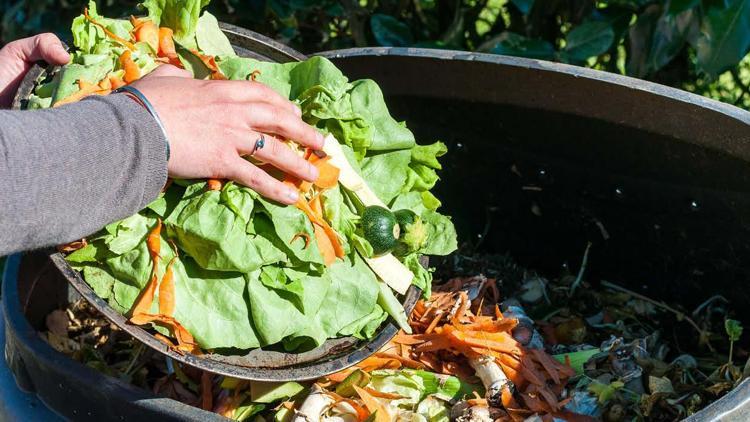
xmin=84 ymin=8 xmax=135 ymax=50
xmin=133 ymin=19 xmax=159 ymax=52
xmin=153 ymin=333 xmax=177 ymax=348
xmin=353 ymin=386 xmax=390 ymax=422
xmin=290 ymin=232 xmax=312 ymax=249
xmin=206 ymin=179 xmax=224 ymax=191
xmin=362 ymin=387 xmax=405 ymax=400
xmin=157 ymin=27 xmax=181 ymax=66
xmin=309 ymin=155 xmax=340 ymax=189
xmin=53 ymin=79 xmax=109 ymax=107
xmin=119 ymin=50 xmax=141 ymax=83
xmin=158 ymin=256 xmax=178 ymax=317
xmin=424 ymin=311 xmax=444 ymax=334
xmin=250 ymin=70 xmax=261 ymax=81
xmin=295 ymin=197 xmax=344 ymax=265
xmin=373 ymin=352 xmax=424 ymax=369
xmin=392 ymin=333 xmax=426 ymax=345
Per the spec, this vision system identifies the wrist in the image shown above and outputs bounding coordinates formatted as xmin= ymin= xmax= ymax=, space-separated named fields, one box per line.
xmin=113 ymin=86 xmax=171 ymax=162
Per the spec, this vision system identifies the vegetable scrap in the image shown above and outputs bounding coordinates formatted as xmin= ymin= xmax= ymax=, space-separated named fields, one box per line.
xmin=34 ymin=0 xmax=457 ymax=354
xmin=42 ymin=244 xmax=750 ymax=420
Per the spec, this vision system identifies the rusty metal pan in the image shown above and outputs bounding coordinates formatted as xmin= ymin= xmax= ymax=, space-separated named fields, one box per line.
xmin=14 ymin=26 xmax=420 ymax=381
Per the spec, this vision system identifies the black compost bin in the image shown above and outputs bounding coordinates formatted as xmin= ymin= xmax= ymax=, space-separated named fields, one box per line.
xmin=316 ymin=47 xmax=750 ymax=421
xmin=4 ymin=45 xmax=750 ymax=421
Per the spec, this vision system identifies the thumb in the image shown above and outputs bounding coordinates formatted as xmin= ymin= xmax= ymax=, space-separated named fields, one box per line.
xmin=0 ymin=33 xmax=69 ymax=107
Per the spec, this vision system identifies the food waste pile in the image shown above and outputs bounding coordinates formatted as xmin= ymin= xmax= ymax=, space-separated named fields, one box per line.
xmin=42 ymin=248 xmax=748 ymax=421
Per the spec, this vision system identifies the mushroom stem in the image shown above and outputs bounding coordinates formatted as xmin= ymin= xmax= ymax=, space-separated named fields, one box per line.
xmin=293 ymin=384 xmax=335 ymax=422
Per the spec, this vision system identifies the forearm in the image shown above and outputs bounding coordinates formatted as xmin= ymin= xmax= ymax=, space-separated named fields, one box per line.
xmin=0 ymin=94 xmax=167 ymax=255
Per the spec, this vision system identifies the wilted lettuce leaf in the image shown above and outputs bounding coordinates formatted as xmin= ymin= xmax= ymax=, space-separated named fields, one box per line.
xmin=348 ymin=79 xmax=415 ymax=151
xmin=55 ymin=5 xmax=457 ymax=352
xmin=361 ymin=149 xmax=412 ymax=204
xmin=166 ymin=188 xmax=286 ymax=272
xmin=71 ymin=1 xmax=133 ymax=54
xmin=420 ymin=211 xmax=457 ymax=256
xmin=141 ymin=0 xmax=210 ymax=44
xmin=195 ymin=12 xmax=234 ymax=56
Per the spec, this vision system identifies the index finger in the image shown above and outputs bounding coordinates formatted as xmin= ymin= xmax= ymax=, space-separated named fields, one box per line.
xmin=246 ymin=104 xmax=324 ymax=149
xmin=217 ymin=80 xmax=302 ymax=118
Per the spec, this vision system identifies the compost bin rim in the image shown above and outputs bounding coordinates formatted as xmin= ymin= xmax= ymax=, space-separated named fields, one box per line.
xmin=318 ymin=46 xmax=750 ymax=126
xmin=2 ymin=253 xmax=224 ymax=421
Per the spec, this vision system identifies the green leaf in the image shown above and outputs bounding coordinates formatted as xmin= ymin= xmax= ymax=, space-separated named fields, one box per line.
xmin=627 ymin=5 xmax=696 ymax=78
xmin=564 ymin=21 xmax=615 ymax=62
xmin=234 ymin=402 xmax=265 ymax=421
xmin=726 ymin=318 xmax=744 ymax=341
xmin=173 ymin=257 xmax=260 ymax=349
xmin=174 ymin=40 xmax=213 ymax=79
xmin=553 ymin=348 xmax=600 ymax=375
xmin=376 ymin=281 xmax=411 ymax=333
xmin=626 ymin=4 xmax=662 ymax=77
xmin=370 ymin=14 xmax=414 ymax=47
xmin=420 ymin=211 xmax=457 ymax=256
xmin=490 ymin=32 xmax=556 ymax=60
xmin=104 ymin=213 xmax=154 ymax=255
xmin=250 ymin=381 xmax=304 ymax=403
xmin=195 ymin=12 xmax=235 ymax=56
xmin=588 ymin=380 xmax=624 ymax=404
xmin=140 ymin=0 xmax=210 ymax=44
xmin=165 ymin=188 xmax=286 ymax=273
xmin=649 ymin=8 xmax=696 ymax=72
xmin=51 ymin=60 xmax=114 ymax=105
xmin=696 ymin=0 xmax=750 ymax=77
xmin=361 ymin=150 xmax=412 ymax=204
xmin=348 ymin=79 xmax=416 ymax=152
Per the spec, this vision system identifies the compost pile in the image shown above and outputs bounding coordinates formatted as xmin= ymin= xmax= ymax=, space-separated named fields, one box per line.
xmin=42 ymin=247 xmax=748 ymax=421
xmin=33 ymin=0 xmax=458 ymax=355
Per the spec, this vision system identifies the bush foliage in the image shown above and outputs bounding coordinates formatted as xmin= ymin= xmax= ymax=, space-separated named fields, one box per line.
xmin=1 ymin=0 xmax=750 ymax=107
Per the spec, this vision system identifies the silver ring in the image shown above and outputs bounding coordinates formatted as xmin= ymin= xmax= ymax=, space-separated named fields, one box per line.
xmin=250 ymin=134 xmax=266 ymax=156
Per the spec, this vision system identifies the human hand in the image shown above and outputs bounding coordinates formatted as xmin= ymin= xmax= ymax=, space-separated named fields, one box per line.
xmin=0 ymin=33 xmax=70 ymax=108
xmin=129 ymin=65 xmax=323 ymax=205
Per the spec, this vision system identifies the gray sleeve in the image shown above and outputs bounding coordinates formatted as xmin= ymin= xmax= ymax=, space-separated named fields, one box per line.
xmin=0 ymin=94 xmax=168 ymax=255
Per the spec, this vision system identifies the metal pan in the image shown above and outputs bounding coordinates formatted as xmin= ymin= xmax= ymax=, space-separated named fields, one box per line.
xmin=14 ymin=24 xmax=421 ymax=381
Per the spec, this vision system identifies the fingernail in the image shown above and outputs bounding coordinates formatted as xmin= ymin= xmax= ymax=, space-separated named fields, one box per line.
xmin=316 ymin=132 xmax=325 ymax=147
xmin=294 ymin=104 xmax=302 ymax=117
xmin=287 ymin=189 xmax=299 ymax=203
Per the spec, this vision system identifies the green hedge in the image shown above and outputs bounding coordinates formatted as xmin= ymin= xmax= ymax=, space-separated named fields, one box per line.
xmin=1 ymin=0 xmax=749 ymax=107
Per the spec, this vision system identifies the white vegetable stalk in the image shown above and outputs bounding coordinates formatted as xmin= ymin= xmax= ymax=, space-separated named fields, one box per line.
xmin=293 ymin=384 xmax=336 ymax=422
xmin=322 ymin=134 xmax=413 ymax=295
xmin=469 ymin=355 xmax=514 ymax=407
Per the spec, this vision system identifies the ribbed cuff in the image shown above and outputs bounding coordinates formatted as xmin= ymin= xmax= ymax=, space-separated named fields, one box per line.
xmin=96 ymin=94 xmax=168 ymax=208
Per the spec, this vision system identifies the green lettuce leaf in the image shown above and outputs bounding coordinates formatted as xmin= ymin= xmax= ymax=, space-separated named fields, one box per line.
xmin=165 ymin=188 xmax=286 ymax=272
xmin=140 ymin=0 xmax=210 ymax=44
xmin=420 ymin=211 xmax=457 ymax=256
xmin=361 ymin=149 xmax=412 ymax=204
xmin=195 ymin=12 xmax=235 ymax=56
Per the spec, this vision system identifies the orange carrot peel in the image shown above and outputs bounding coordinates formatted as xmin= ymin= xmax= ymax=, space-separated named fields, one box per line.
xmin=129 ymin=220 xmax=200 ymax=354
xmin=119 ymin=50 xmax=141 ymax=83
xmin=84 ymin=8 xmax=136 ymax=50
